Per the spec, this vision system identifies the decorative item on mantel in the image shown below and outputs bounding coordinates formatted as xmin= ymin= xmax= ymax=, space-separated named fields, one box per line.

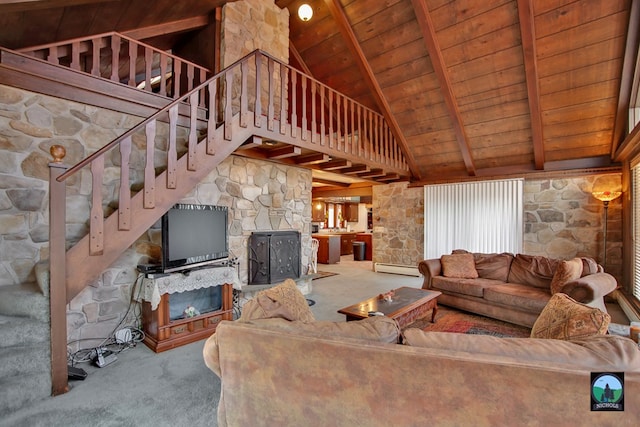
xmin=378 ymin=290 xmax=395 ymax=302
xmin=591 ymin=190 xmax=622 ymax=268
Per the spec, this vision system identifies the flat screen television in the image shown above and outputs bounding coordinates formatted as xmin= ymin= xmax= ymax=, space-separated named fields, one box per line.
xmin=161 ymin=203 xmax=229 ymax=273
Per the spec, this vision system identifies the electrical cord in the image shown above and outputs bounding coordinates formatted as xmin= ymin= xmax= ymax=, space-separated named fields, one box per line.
xmin=67 ymin=274 xmax=146 ymax=367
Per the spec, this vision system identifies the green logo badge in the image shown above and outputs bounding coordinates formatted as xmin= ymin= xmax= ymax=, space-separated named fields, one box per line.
xmin=591 ymin=372 xmax=624 ymax=411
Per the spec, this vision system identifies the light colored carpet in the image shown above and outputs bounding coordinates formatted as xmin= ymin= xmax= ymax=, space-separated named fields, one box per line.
xmin=3 ymin=256 xmax=422 ymax=427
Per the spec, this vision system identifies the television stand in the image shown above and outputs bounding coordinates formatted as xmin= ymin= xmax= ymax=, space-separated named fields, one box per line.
xmin=137 ymin=266 xmax=241 ymax=352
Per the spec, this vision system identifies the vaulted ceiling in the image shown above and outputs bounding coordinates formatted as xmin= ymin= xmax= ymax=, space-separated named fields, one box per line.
xmin=1 ymin=0 xmax=638 ymax=186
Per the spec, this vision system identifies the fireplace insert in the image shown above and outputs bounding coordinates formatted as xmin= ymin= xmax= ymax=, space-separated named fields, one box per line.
xmin=248 ymin=231 xmax=301 ymax=285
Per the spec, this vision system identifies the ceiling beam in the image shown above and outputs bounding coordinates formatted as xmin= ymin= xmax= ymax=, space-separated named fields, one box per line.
xmin=266 ymin=145 xmax=302 ymax=159
xmin=320 ymin=159 xmax=352 ymax=170
xmin=295 ymin=152 xmax=330 ymax=165
xmin=313 ymin=186 xmax=373 ymax=198
xmin=358 ymin=168 xmax=385 ymax=178
xmin=611 ymin=0 xmax=640 ymax=156
xmin=342 ymin=164 xmax=370 ymax=174
xmin=313 ymin=178 xmax=351 ymax=188
xmin=517 ymin=0 xmax=545 ymax=170
xmin=289 ymin=41 xmax=313 ymax=76
xmin=121 ymin=15 xmax=211 ymax=41
xmin=411 ymin=0 xmax=476 ymax=177
xmin=0 ymin=0 xmax=117 ymax=12
xmin=323 ymin=0 xmax=422 ymax=181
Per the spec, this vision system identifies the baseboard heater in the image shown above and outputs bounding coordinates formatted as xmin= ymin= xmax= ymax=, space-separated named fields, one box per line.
xmin=373 ymin=263 xmax=421 ymax=277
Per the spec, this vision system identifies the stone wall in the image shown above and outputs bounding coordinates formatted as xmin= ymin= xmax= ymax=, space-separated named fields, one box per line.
xmin=372 ymin=174 xmax=623 ymax=284
xmin=524 ymin=174 xmax=622 ymax=283
xmin=221 ymin=0 xmax=289 ymax=119
xmin=0 ymin=84 xmax=313 ymax=349
xmin=220 ymin=0 xmax=289 ymax=66
xmin=372 ymin=182 xmax=424 ymax=267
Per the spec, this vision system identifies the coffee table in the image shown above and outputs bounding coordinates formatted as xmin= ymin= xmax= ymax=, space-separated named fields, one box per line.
xmin=337 ymin=287 xmax=442 ymax=329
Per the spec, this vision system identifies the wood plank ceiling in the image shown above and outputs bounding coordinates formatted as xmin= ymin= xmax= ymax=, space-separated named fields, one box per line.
xmin=1 ymin=0 xmax=637 ymax=185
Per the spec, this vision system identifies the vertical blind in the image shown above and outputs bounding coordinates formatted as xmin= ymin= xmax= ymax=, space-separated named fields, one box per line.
xmin=633 ymin=163 xmax=640 ymax=299
xmin=423 ymin=178 xmax=524 ymax=259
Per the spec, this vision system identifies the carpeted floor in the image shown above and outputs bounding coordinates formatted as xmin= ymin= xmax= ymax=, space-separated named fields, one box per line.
xmin=407 ymin=306 xmax=532 ymax=338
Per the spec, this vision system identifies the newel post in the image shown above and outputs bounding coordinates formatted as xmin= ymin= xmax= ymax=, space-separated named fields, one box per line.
xmin=48 ymin=145 xmax=69 ymax=395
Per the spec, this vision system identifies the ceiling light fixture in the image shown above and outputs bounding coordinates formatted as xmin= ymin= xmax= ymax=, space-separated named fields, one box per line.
xmin=298 ymin=4 xmax=313 ymax=21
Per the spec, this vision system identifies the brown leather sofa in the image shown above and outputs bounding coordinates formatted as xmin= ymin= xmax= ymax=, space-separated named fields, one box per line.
xmin=418 ymin=252 xmax=618 ymax=327
xmin=204 ymin=317 xmax=640 ymax=426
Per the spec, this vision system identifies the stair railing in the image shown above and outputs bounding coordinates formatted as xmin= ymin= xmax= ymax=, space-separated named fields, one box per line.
xmin=47 ymin=48 xmax=409 ymax=395
xmin=18 ymin=31 xmax=210 ymax=101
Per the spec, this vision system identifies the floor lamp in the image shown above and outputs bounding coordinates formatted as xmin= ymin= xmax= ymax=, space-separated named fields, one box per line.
xmin=592 ymin=191 xmax=622 ymax=268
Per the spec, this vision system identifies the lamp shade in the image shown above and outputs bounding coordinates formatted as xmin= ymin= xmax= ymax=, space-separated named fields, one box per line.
xmin=592 ymin=191 xmax=622 ymax=202
xmin=298 ymin=4 xmax=313 ymax=21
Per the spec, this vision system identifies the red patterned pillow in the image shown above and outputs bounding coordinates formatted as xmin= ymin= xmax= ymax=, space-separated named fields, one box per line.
xmin=440 ymin=253 xmax=478 ymax=279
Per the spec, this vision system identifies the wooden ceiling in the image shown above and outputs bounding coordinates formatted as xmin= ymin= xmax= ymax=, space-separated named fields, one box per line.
xmin=1 ymin=0 xmax=638 ymax=185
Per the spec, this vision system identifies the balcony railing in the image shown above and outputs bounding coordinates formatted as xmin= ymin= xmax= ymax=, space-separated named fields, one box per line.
xmin=18 ymin=31 xmax=210 ymax=101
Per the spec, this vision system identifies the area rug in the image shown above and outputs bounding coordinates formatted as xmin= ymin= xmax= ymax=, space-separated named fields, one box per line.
xmin=407 ymin=306 xmax=531 ymax=338
xmin=312 ymin=271 xmax=338 ymax=280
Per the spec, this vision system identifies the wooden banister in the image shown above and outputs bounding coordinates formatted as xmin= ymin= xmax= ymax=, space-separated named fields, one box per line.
xmin=44 ymin=47 xmax=410 ymax=396
xmin=18 ymin=31 xmax=210 ymax=99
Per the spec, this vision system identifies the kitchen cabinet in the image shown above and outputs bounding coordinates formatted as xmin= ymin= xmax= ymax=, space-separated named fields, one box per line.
xmin=313 ymin=234 xmax=340 ymax=264
xmin=312 ymin=201 xmax=326 ymax=222
xmin=340 ymin=233 xmax=357 ymax=255
xmin=345 ymin=203 xmax=359 ymax=222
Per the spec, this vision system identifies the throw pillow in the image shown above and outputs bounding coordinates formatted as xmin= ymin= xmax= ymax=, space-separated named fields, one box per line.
xmin=473 ymin=253 xmax=514 ymax=282
xmin=440 ymin=253 xmax=478 ymax=279
xmin=530 ymin=293 xmax=610 ymax=340
xmin=240 ymin=278 xmax=316 ymax=323
xmin=550 ymin=258 xmax=583 ymax=295
xmin=507 ymin=254 xmax=560 ymax=289
xmin=580 ymin=257 xmax=599 ymax=277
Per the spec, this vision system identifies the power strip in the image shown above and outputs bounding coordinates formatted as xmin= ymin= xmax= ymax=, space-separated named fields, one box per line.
xmin=94 ymin=349 xmax=117 ymax=368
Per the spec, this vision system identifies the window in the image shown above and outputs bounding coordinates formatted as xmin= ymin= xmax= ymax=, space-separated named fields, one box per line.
xmin=633 ymin=163 xmax=640 ymax=299
xmin=423 ymin=178 xmax=524 ymax=259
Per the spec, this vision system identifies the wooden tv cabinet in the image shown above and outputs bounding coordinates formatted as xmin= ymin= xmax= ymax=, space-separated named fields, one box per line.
xmin=138 ymin=265 xmax=240 ymax=352
xmin=141 ymin=283 xmax=233 ymax=352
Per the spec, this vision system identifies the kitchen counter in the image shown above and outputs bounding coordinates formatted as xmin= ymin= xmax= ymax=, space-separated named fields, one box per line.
xmin=312 ymin=234 xmax=340 ymax=264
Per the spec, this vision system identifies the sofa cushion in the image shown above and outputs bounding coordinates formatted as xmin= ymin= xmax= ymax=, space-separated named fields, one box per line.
xmin=483 ymin=284 xmax=551 ymax=313
xmin=507 ymin=254 xmax=560 ymax=289
xmin=473 ymin=253 xmax=514 ymax=282
xmin=550 ymin=258 xmax=583 ymax=295
xmin=401 ymin=330 xmax=640 ymax=371
xmin=530 ymin=293 xmax=610 ymax=340
xmin=432 ymin=276 xmax=501 ymax=298
xmin=239 ymin=278 xmax=315 ymax=322
xmin=238 ymin=316 xmax=401 ymax=344
xmin=441 ymin=253 xmax=478 ymax=279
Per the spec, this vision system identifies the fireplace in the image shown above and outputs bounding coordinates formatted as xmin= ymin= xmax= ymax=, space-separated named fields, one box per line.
xmin=248 ymin=231 xmax=301 ymax=285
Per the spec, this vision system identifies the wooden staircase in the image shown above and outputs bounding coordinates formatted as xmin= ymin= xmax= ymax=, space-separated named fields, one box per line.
xmin=2 ymin=33 xmax=411 ymax=398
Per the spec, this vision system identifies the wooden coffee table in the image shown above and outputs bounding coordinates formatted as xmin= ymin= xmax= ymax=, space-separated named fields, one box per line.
xmin=337 ymin=287 xmax=442 ymax=329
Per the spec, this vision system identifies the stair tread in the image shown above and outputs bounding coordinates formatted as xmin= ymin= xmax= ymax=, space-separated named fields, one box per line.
xmin=0 ymin=344 xmax=50 ymax=379
xmin=0 ymin=315 xmax=49 ymax=348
